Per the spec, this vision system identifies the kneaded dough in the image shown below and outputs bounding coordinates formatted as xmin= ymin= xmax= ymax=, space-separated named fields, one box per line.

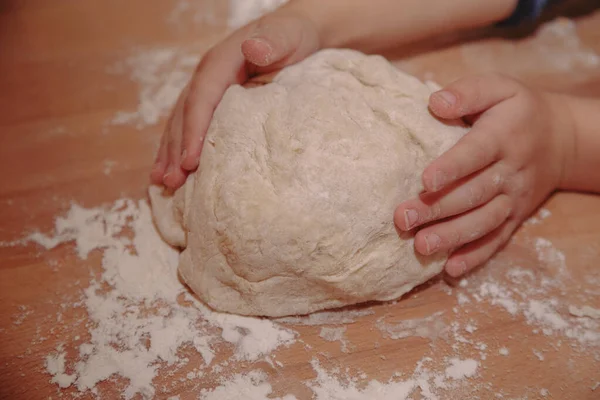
xmin=150 ymin=49 xmax=467 ymax=317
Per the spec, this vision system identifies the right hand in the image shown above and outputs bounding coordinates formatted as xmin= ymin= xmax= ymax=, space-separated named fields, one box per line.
xmin=151 ymin=5 xmax=321 ymax=189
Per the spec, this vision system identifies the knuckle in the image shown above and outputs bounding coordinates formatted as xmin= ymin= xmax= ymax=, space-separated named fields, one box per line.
xmin=467 ymin=184 xmax=485 ymax=207
xmin=449 ymin=229 xmax=463 ymax=247
xmin=429 ymin=202 xmax=443 ymax=220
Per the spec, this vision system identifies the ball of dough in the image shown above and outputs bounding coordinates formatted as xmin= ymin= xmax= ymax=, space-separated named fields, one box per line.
xmin=150 ymin=49 xmax=467 ymax=317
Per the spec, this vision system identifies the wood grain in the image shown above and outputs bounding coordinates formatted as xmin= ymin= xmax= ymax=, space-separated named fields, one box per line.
xmin=1 ymin=1 xmax=599 ymax=399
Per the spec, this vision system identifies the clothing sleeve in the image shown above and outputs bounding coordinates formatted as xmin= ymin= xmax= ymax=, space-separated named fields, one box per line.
xmin=498 ymin=0 xmax=558 ymax=26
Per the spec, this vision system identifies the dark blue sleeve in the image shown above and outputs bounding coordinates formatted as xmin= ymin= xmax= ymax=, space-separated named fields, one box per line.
xmin=498 ymin=0 xmax=555 ymax=26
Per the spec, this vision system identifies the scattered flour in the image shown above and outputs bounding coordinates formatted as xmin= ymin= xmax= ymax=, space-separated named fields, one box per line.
xmin=475 ymin=281 xmax=519 ymax=315
xmin=444 ymin=358 xmax=479 ymax=380
xmin=525 ymin=208 xmax=552 ymax=225
xmin=6 ymin=4 xmax=600 ymax=399
xmin=32 ymin=200 xmax=294 ymax=398
xmin=15 ymin=199 xmax=600 ymax=398
xmin=525 ymin=299 xmax=569 ymax=333
xmin=533 ymin=18 xmax=600 ymax=69
xmin=45 ymin=345 xmax=76 ymax=389
xmin=111 ymin=48 xmax=200 ymax=128
xmin=461 ymin=18 xmax=600 ymax=74
xmin=535 ymin=238 xmax=567 ymax=271
xmin=199 ymin=370 xmax=297 ymax=400
xmin=319 ymin=327 xmax=349 ymax=353
xmin=376 ymin=312 xmax=446 ymax=341
xmin=227 ymin=0 xmax=287 ymax=29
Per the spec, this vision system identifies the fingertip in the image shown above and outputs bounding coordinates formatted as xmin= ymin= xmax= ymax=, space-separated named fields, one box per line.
xmin=163 ymin=165 xmax=187 ymax=189
xmin=393 ymin=207 xmax=404 ymax=230
xmin=445 ymin=259 xmax=468 ymax=278
xmin=242 ymin=38 xmax=274 ymax=67
xmin=180 ymin=156 xmax=199 ymax=171
xmin=413 ymin=232 xmax=430 ymax=256
xmin=429 ymin=90 xmax=460 ymax=118
xmin=150 ymin=163 xmax=166 ymax=185
xmin=395 ymin=204 xmax=420 ymax=231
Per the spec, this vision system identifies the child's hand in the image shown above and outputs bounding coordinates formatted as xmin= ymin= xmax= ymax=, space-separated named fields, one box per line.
xmin=151 ymin=5 xmax=320 ymax=189
xmin=395 ymin=74 xmax=573 ymax=277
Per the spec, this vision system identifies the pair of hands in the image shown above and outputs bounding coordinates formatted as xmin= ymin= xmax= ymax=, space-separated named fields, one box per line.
xmin=150 ymin=10 xmax=571 ymax=278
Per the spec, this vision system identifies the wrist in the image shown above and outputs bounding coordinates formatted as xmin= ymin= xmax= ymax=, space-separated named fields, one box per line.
xmin=548 ymin=93 xmax=578 ymax=191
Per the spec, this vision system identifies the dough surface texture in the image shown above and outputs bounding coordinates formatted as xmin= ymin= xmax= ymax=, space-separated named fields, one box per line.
xmin=150 ymin=49 xmax=467 ymax=317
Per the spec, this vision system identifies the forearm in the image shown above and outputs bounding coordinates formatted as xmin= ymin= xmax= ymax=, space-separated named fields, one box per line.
xmin=284 ymin=0 xmax=517 ymax=52
xmin=560 ymin=96 xmax=600 ymax=193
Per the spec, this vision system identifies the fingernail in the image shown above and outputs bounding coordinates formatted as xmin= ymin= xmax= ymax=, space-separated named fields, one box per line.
xmin=245 ymin=37 xmax=273 ymax=65
xmin=432 ymin=170 xmax=446 ymax=191
xmin=435 ymin=91 xmax=457 ymax=107
xmin=181 ymin=149 xmax=187 ymax=160
xmin=425 ymin=234 xmax=441 ymax=254
xmin=404 ymin=209 xmax=419 ymax=230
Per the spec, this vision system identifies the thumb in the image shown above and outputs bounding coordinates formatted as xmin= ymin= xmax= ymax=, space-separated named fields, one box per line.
xmin=241 ymin=13 xmax=319 ymax=70
xmin=429 ymin=74 xmax=521 ymax=120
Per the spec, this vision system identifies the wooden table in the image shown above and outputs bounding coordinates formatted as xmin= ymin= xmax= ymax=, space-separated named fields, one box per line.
xmin=1 ymin=1 xmax=599 ymax=399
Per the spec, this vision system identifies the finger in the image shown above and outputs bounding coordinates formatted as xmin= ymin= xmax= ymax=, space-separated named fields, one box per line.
xmin=414 ymin=194 xmax=512 ymax=256
xmin=422 ymin=119 xmax=503 ymax=192
xmin=429 ymin=73 xmax=521 ymax=120
xmin=395 ymin=163 xmax=506 ymax=231
xmin=180 ymin=13 xmax=319 ymax=172
xmin=241 ymin=13 xmax=319 ymax=70
xmin=179 ymin=48 xmax=246 ymax=171
xmin=150 ymin=125 xmax=169 ymax=184
xmin=164 ymin=97 xmax=188 ymax=189
xmin=444 ymin=219 xmax=519 ymax=277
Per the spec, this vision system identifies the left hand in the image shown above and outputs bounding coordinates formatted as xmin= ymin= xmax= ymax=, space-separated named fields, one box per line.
xmin=394 ymin=74 xmax=574 ymax=277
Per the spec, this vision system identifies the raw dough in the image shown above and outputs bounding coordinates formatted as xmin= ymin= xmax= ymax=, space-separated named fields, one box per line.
xmin=150 ymin=49 xmax=467 ymax=317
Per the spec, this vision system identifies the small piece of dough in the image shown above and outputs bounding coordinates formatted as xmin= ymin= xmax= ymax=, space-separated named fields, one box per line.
xmin=569 ymin=305 xmax=600 ymax=319
xmin=149 ymin=49 xmax=467 ymax=317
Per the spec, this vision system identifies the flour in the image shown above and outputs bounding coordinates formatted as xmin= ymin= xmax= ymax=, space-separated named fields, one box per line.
xmin=32 ymin=200 xmax=295 ymax=398
xmin=535 ymin=238 xmax=567 ymax=268
xmin=211 ymin=313 xmax=296 ymax=361
xmin=444 ymin=358 xmax=478 ymax=380
xmin=376 ymin=312 xmax=447 ymax=341
xmin=45 ymin=345 xmax=76 ymax=389
xmin=227 ymin=0 xmax=287 ymax=29
xmin=461 ymin=18 xmax=600 ymax=74
xmin=525 ymin=300 xmax=569 ymax=333
xmin=168 ymin=0 xmax=218 ymax=26
xmin=475 ymin=281 xmax=519 ymax=315
xmin=19 ymin=199 xmax=599 ymax=398
xmin=534 ymin=18 xmax=600 ymax=69
xmin=525 ymin=208 xmax=552 ymax=225
xmin=111 ymin=48 xmax=199 ymax=128
xmin=199 ymin=370 xmax=297 ymax=400
xmin=110 ymin=1 xmax=290 ymax=129
xmin=319 ymin=327 xmax=349 ymax=353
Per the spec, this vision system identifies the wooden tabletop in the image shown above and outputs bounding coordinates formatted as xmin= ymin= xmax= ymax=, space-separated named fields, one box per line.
xmin=1 ymin=1 xmax=599 ymax=399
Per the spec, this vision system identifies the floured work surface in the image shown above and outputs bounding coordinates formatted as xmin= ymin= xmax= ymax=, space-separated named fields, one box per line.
xmin=1 ymin=1 xmax=599 ymax=399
